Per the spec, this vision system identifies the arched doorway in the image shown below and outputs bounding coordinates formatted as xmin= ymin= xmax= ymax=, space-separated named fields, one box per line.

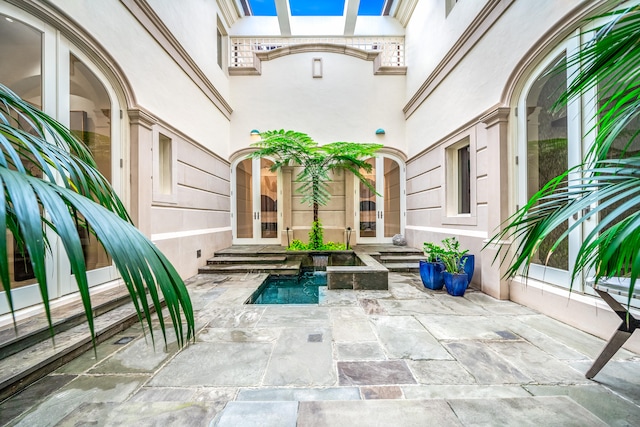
xmin=232 ymin=157 xmax=280 ymax=244
xmin=357 ymin=154 xmax=405 ymax=244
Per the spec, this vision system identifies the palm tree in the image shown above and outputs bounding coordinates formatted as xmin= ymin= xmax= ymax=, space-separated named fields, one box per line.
xmin=250 ymin=130 xmax=382 ymax=249
xmin=0 ymin=84 xmax=194 ymax=347
xmin=489 ymin=6 xmax=640 ymax=304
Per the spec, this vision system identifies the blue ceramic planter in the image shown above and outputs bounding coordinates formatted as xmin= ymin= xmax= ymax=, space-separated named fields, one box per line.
xmin=461 ymin=254 xmax=475 ymax=284
xmin=444 ymin=271 xmax=469 ymax=296
xmin=419 ymin=260 xmax=444 ymax=290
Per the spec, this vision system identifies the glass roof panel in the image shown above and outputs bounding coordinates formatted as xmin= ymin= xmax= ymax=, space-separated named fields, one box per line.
xmin=358 ymin=0 xmax=386 ymax=16
xmin=248 ymin=0 xmax=277 ymax=16
xmin=289 ymin=0 xmax=345 ymax=16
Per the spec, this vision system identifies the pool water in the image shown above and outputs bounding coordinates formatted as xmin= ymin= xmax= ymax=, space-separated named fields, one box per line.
xmin=251 ymin=272 xmax=326 ymax=304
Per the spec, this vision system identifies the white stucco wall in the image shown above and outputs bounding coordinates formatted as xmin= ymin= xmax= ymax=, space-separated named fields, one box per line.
xmin=230 ymin=51 xmax=406 ymax=152
xmin=404 ymin=0 xmax=586 ymax=157
xmin=49 ymin=0 xmax=231 ymax=157
xmin=146 ymin=0 xmax=231 ymax=100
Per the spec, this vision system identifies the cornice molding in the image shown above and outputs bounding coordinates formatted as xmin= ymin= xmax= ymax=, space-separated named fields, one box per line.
xmin=394 ymin=0 xmax=419 ymax=27
xmin=229 ymin=43 xmax=407 ymax=76
xmin=403 ymin=0 xmax=514 ymax=119
xmin=481 ymin=106 xmax=510 ymax=128
xmin=216 ymin=0 xmax=241 ymax=28
xmin=120 ymin=0 xmax=233 ymax=119
xmin=6 ymin=0 xmax=137 ymax=107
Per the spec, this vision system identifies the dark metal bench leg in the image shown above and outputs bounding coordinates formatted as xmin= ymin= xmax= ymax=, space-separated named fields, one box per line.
xmin=586 ymin=327 xmax=632 ymax=379
xmin=586 ymin=289 xmax=639 ymax=379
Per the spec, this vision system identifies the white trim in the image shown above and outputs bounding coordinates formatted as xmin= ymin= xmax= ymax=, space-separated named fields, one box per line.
xmin=151 ymin=227 xmax=232 ymax=242
xmin=406 ymin=225 xmax=488 ymax=239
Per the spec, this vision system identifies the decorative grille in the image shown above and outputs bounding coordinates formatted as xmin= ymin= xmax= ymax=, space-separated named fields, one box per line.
xmin=229 ymin=37 xmax=405 ymax=68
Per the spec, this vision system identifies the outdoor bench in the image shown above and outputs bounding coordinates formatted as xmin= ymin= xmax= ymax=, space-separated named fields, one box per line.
xmin=585 ymin=277 xmax=640 ymax=379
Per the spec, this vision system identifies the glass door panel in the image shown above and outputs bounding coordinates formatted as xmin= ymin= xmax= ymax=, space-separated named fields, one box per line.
xmin=358 ymin=156 xmax=404 ymax=243
xmin=0 ymin=14 xmax=49 ymax=313
xmin=236 ymin=158 xmax=253 ymax=239
xmin=234 ymin=157 xmax=279 ymax=243
xmin=384 ymin=158 xmax=401 ymax=238
xmin=260 ymin=159 xmax=278 ymax=239
xmin=520 ymin=51 xmax=580 ymax=287
xmin=69 ymin=54 xmax=113 ymax=278
xmin=359 ymin=158 xmax=377 ymax=238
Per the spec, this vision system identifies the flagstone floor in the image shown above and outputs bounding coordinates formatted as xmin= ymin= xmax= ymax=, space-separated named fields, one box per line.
xmin=2 ymin=272 xmax=640 ymax=426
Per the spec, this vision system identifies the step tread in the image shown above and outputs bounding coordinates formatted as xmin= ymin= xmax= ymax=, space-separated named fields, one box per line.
xmin=207 ymin=256 xmax=287 ymax=264
xmin=380 ymin=255 xmax=426 ymax=261
xmin=384 ymin=263 xmax=420 ymax=272
xmin=0 ymin=285 xmax=131 ymax=355
xmin=199 ymin=261 xmax=301 ymax=275
xmin=0 ymin=301 xmax=140 ymax=399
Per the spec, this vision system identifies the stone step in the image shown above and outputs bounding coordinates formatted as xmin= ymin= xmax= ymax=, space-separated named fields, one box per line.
xmin=380 ymin=255 xmax=426 ymax=262
xmin=207 ymin=256 xmax=287 ymax=265
xmin=383 ymin=262 xmax=420 ymax=272
xmin=198 ymin=261 xmax=301 ymax=276
xmin=0 ymin=285 xmax=132 ymax=360
xmin=0 ymin=298 xmax=142 ymax=402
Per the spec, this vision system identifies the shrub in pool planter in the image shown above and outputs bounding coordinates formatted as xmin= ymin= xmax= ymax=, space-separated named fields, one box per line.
xmin=443 ymin=271 xmax=469 ymax=296
xmin=419 ymin=260 xmax=445 ymax=290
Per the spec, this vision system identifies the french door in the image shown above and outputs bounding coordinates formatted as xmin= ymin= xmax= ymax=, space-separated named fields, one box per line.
xmin=517 ymin=36 xmax=593 ymax=289
xmin=233 ymin=157 xmax=279 ymax=244
xmin=0 ymin=4 xmax=121 ymax=314
xmin=357 ymin=155 xmax=404 ymax=243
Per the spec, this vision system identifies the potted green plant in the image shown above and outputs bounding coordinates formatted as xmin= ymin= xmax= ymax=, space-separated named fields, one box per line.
xmin=419 ymin=242 xmax=445 ymax=290
xmin=440 ymin=237 xmax=470 ymax=296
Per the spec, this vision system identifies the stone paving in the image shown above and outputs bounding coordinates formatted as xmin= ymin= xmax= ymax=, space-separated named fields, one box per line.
xmin=2 ymin=272 xmax=640 ymax=426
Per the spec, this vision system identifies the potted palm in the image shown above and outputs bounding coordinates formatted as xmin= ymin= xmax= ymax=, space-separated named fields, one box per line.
xmin=441 ymin=237 xmax=470 ymax=296
xmin=420 ymin=242 xmax=445 ymax=290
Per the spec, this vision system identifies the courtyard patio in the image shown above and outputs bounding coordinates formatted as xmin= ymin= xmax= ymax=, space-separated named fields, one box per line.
xmin=1 ymin=269 xmax=639 ymax=426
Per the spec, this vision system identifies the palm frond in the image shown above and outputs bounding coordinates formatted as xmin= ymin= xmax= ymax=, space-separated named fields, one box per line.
xmin=0 ymin=85 xmax=194 ymax=348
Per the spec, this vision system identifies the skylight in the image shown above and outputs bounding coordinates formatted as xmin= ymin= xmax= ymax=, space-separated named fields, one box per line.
xmin=247 ymin=0 xmax=277 ymax=16
xmin=245 ymin=0 xmax=391 ymax=17
xmin=358 ymin=0 xmax=386 ymax=16
xmin=289 ymin=0 xmax=345 ymax=16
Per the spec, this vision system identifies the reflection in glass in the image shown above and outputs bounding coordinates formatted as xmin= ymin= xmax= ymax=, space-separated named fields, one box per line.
xmin=260 ymin=159 xmax=277 ymax=239
xmin=0 ymin=15 xmax=42 ymax=288
xmin=526 ymin=56 xmax=568 ymax=270
xmin=70 ymin=54 xmax=112 ymax=271
xmin=360 ymin=158 xmax=376 ymax=238
xmin=384 ymin=158 xmax=401 ymax=237
xmin=236 ymin=159 xmax=253 ymax=238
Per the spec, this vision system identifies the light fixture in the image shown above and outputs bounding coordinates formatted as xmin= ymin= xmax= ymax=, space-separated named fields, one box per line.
xmin=375 ymin=128 xmax=385 ymax=135
xmin=250 ymin=129 xmax=260 ymax=136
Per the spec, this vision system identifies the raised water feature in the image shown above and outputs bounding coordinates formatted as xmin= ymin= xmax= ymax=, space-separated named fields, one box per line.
xmin=247 ymin=272 xmax=326 ymax=304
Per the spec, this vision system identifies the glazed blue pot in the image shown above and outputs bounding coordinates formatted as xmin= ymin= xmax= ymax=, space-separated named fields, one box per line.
xmin=444 ymin=271 xmax=469 ymax=296
xmin=419 ymin=260 xmax=445 ymax=290
xmin=461 ymin=254 xmax=475 ymax=284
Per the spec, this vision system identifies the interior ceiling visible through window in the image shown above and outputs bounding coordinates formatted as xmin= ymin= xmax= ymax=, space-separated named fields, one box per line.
xmin=244 ymin=0 xmax=391 ymax=17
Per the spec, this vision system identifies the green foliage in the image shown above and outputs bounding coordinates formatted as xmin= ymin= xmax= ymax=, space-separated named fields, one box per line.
xmin=309 ymin=220 xmax=324 ymax=250
xmin=0 ymin=84 xmax=194 ymax=348
xmin=423 ymin=242 xmax=444 ymax=263
xmin=440 ymin=237 xmax=469 ymax=274
xmin=286 ymin=238 xmax=346 ymax=251
xmin=250 ymin=130 xmax=383 ymax=222
xmin=488 ymin=6 xmax=640 ymax=303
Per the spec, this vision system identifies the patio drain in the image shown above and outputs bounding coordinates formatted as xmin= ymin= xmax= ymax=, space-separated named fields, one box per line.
xmin=308 ymin=333 xmax=323 ymax=342
xmin=113 ymin=336 xmax=135 ymax=345
xmin=496 ymin=330 xmax=518 ymax=340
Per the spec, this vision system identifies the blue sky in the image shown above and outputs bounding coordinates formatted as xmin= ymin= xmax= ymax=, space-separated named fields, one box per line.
xmin=248 ymin=0 xmax=387 ymax=17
